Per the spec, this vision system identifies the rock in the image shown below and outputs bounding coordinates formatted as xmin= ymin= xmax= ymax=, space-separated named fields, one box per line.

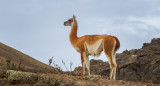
xmin=122 ymin=49 xmax=129 ymax=55
xmin=117 ymin=38 xmax=160 ymax=83
xmin=118 ymin=55 xmax=138 ymax=68
xmin=138 ymin=56 xmax=152 ymax=64
xmin=150 ymin=61 xmax=160 ymax=84
xmin=90 ymin=59 xmax=104 ymax=65
xmin=151 ymin=38 xmax=160 ymax=46
xmin=129 ymin=49 xmax=138 ymax=55
xmin=142 ymin=43 xmax=150 ymax=48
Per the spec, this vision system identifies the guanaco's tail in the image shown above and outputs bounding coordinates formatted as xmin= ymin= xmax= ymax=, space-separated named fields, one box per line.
xmin=113 ymin=36 xmax=120 ymax=52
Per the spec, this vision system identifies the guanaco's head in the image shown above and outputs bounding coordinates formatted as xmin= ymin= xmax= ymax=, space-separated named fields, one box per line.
xmin=64 ymin=15 xmax=76 ymax=26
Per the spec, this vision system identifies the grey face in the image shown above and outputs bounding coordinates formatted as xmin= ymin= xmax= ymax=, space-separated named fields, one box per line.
xmin=64 ymin=18 xmax=73 ymax=26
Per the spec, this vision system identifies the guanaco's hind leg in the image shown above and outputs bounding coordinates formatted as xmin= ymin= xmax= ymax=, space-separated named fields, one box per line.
xmin=112 ymin=53 xmax=117 ymax=80
xmin=103 ymin=39 xmax=117 ymax=80
xmin=106 ymin=53 xmax=117 ymax=80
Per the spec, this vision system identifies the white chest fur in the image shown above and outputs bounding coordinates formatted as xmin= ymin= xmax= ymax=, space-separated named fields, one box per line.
xmin=84 ymin=39 xmax=103 ymax=57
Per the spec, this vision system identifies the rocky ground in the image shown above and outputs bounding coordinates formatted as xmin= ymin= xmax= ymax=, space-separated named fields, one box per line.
xmin=0 ymin=69 xmax=159 ymax=86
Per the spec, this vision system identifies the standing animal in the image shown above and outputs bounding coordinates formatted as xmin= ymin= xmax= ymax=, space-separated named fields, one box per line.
xmin=64 ymin=15 xmax=120 ymax=80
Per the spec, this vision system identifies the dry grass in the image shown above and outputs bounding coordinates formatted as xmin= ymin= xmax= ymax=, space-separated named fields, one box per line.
xmin=0 ymin=69 xmax=159 ymax=86
xmin=38 ymin=73 xmax=158 ymax=86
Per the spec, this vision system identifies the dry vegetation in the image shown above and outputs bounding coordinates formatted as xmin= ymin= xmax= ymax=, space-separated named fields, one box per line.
xmin=0 ymin=69 xmax=159 ymax=86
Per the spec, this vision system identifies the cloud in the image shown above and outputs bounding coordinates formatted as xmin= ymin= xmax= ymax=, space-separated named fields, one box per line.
xmin=80 ymin=16 xmax=160 ymax=52
xmin=129 ymin=17 xmax=160 ymax=29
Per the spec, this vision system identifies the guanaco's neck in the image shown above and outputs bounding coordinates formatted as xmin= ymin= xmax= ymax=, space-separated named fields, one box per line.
xmin=69 ymin=21 xmax=78 ymax=45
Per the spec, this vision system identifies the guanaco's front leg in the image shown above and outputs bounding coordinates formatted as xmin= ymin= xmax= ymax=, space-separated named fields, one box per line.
xmin=81 ymin=51 xmax=85 ymax=77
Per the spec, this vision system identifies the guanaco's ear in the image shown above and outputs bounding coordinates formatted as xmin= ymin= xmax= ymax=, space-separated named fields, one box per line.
xmin=73 ymin=15 xmax=76 ymax=21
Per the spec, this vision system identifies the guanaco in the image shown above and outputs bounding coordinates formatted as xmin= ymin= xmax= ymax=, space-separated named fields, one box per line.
xmin=64 ymin=15 xmax=120 ymax=80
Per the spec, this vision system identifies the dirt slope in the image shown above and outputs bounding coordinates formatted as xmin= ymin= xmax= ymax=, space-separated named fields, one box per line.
xmin=0 ymin=42 xmax=59 ymax=73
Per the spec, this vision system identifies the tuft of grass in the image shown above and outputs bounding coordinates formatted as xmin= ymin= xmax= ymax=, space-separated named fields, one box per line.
xmin=7 ymin=70 xmax=38 ymax=85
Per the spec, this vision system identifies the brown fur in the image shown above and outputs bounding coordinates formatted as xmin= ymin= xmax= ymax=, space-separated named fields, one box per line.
xmin=64 ymin=15 xmax=120 ymax=80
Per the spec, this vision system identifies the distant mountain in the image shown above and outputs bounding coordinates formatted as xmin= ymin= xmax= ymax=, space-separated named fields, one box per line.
xmin=74 ymin=38 xmax=160 ymax=84
xmin=0 ymin=42 xmax=60 ymax=73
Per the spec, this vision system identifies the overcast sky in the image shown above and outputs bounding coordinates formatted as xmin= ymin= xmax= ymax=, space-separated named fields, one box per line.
xmin=0 ymin=0 xmax=160 ymax=71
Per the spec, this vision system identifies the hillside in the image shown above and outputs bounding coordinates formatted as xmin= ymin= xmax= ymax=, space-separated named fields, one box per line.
xmin=0 ymin=42 xmax=60 ymax=73
xmin=74 ymin=38 xmax=160 ymax=84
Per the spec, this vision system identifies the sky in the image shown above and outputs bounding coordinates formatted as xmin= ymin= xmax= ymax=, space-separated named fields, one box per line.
xmin=0 ymin=0 xmax=160 ymax=71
